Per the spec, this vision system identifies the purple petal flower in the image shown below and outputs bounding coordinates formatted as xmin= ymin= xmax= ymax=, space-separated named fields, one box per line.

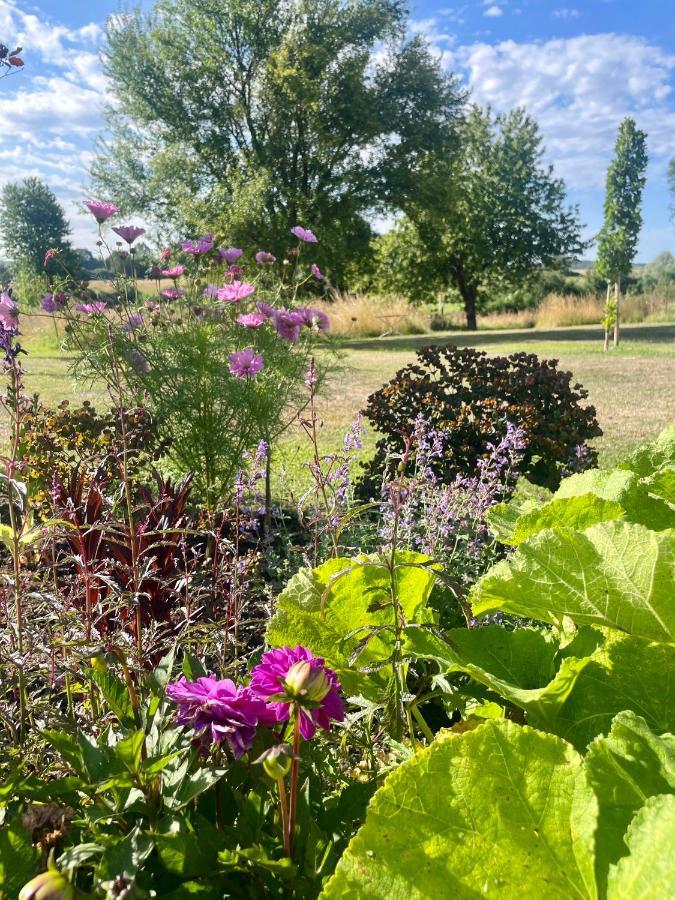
xmin=291 ymin=225 xmax=318 ymax=243
xmin=123 ymin=313 xmax=144 ymax=333
xmin=311 ymin=263 xmax=323 ymax=280
xmin=41 ymin=291 xmax=67 ymax=313
xmin=203 ymin=283 xmax=220 ymax=299
xmin=228 ymin=347 xmax=264 ymax=378
xmin=161 ymin=287 xmax=185 ymax=300
xmin=128 ymin=348 xmax=150 ymax=373
xmin=166 ymin=676 xmax=273 ymax=757
xmin=113 ymin=225 xmax=145 ymax=245
xmin=219 ymin=247 xmax=243 ymax=264
xmin=236 ymin=312 xmax=267 ymax=328
xmin=0 ymin=292 xmax=19 ymax=329
xmin=147 ymin=264 xmax=163 ymax=279
xmin=293 ymin=306 xmax=329 ymax=332
xmin=75 ymin=301 xmax=107 ymax=316
xmin=84 ymin=199 xmax=119 ymax=224
xmin=161 ymin=265 xmax=186 ymax=279
xmin=256 ymin=251 xmax=276 ymax=264
xmin=256 ymin=301 xmax=276 ymax=319
xmin=249 ymin=646 xmax=344 ymax=741
xmin=217 ymin=282 xmax=256 ymax=303
xmin=182 ymin=234 xmax=214 ymax=255
xmin=273 ymin=309 xmax=303 ymax=342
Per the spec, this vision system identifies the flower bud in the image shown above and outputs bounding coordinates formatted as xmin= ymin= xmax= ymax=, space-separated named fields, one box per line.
xmin=284 ymin=660 xmax=331 ymax=703
xmin=19 ymin=868 xmax=74 ymax=900
xmin=256 ymin=743 xmax=293 ymax=780
xmin=89 ymin=649 xmax=108 ymax=673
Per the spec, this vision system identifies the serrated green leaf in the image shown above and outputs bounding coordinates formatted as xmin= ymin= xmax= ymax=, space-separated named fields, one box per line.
xmin=404 ymin=625 xmax=594 ymax=723
xmin=322 ymin=720 xmax=598 ymax=899
xmin=642 ymin=467 xmax=675 ymax=507
xmin=488 ymin=494 xmax=625 ymax=546
xmin=267 ymin=551 xmax=438 ymax=699
xmin=606 ymin=794 xmax=675 ymax=899
xmin=619 ymin=424 xmax=675 ymax=478
xmin=471 ymin=522 xmax=675 ymax=645
xmin=585 ymin=711 xmax=675 ymax=894
xmin=555 ymin=468 xmax=674 ymax=530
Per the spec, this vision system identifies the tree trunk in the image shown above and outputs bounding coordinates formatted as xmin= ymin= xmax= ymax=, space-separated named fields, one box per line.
xmin=603 ymin=281 xmax=610 ymax=352
xmin=613 ymin=274 xmax=621 ymax=348
xmin=451 ymin=262 xmax=478 ymax=330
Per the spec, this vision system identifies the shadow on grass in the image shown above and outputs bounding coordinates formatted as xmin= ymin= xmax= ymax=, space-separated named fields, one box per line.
xmin=340 ymin=322 xmax=675 ymax=353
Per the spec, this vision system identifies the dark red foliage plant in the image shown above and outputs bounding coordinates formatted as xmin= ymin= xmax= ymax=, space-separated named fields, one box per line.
xmin=360 ymin=344 xmax=602 ymax=493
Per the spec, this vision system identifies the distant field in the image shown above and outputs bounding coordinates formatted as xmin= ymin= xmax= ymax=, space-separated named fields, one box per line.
xmin=11 ymin=317 xmax=675 ymax=493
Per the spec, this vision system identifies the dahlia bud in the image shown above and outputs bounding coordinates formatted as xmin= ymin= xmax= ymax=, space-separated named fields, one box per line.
xmin=284 ymin=660 xmax=331 ymax=703
xmin=256 ymin=743 xmax=293 ymax=780
xmin=19 ymin=868 xmax=74 ymax=900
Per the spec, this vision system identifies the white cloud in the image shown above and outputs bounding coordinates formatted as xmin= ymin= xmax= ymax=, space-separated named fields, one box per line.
xmin=553 ymin=8 xmax=581 ymax=19
xmin=440 ymin=33 xmax=675 ymax=190
xmin=484 ymin=5 xmax=503 ymax=16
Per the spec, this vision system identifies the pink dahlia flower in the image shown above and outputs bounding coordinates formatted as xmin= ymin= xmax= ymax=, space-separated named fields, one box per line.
xmin=228 ymin=347 xmax=264 ymax=378
xmin=249 ymin=646 xmax=344 ymax=741
xmin=166 ymin=676 xmax=274 ymax=757
xmin=84 ymin=199 xmax=119 ymax=223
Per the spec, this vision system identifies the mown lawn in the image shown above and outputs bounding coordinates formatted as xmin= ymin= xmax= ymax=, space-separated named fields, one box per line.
xmin=14 ymin=315 xmax=675 ymax=494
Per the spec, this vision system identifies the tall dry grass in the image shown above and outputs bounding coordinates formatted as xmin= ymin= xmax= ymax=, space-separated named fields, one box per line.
xmin=534 ymin=292 xmax=675 ymax=329
xmin=316 ymin=293 xmax=429 ymax=338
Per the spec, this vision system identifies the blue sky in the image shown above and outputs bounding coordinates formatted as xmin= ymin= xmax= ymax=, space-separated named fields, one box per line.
xmin=1 ymin=0 xmax=674 ymax=259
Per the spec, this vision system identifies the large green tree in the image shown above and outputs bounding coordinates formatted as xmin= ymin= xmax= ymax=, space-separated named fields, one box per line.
xmin=92 ymin=0 xmax=465 ymax=282
xmin=0 ymin=177 xmax=74 ymax=276
xmin=596 ymin=118 xmax=648 ymax=348
xmin=374 ymin=106 xmax=583 ymax=329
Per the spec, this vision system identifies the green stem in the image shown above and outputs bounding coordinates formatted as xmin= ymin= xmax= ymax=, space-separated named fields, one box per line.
xmin=287 ymin=708 xmax=302 ymax=857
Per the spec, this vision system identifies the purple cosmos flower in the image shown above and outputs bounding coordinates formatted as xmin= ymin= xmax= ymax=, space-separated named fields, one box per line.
xmin=161 ymin=287 xmax=185 ymax=300
xmin=128 ymin=348 xmax=150 ymax=373
xmin=219 ymin=247 xmax=243 ymax=264
xmin=256 ymin=301 xmax=276 ymax=319
xmin=0 ymin=292 xmax=19 ymax=330
xmin=273 ymin=309 xmax=303 ymax=342
xmin=294 ymin=306 xmax=329 ymax=332
xmin=145 ymin=300 xmax=159 ymax=311
xmin=84 ymin=199 xmax=119 ymax=223
xmin=182 ymin=234 xmax=214 ymax=255
xmin=291 ymin=225 xmax=318 ymax=243
xmin=236 ymin=312 xmax=267 ymax=328
xmin=256 ymin=251 xmax=276 ymax=264
xmin=311 ymin=263 xmax=323 ymax=281
xmin=249 ymin=646 xmax=344 ymax=741
xmin=147 ymin=264 xmax=163 ymax=279
xmin=75 ymin=301 xmax=107 ymax=316
xmin=123 ymin=313 xmax=144 ymax=333
xmin=113 ymin=225 xmax=146 ymax=245
xmin=228 ymin=348 xmax=264 ymax=378
xmin=166 ymin=676 xmax=274 ymax=757
xmin=162 ymin=265 xmax=186 ymax=279
xmin=226 ymin=265 xmax=244 ymax=280
xmin=217 ymin=282 xmax=256 ymax=302
xmin=203 ymin=283 xmax=220 ymax=299
xmin=41 ymin=291 xmax=67 ymax=313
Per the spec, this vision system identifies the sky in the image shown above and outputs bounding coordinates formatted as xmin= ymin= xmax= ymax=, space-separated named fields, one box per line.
xmin=1 ymin=0 xmax=674 ymax=259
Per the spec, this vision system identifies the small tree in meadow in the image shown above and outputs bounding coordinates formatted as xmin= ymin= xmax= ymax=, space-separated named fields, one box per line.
xmin=596 ymin=118 xmax=648 ymax=349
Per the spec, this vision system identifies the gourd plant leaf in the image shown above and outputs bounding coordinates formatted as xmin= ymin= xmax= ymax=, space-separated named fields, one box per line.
xmin=606 ymin=794 xmax=675 ymax=899
xmin=618 ymin=423 xmax=675 ymax=478
xmin=487 ymin=494 xmax=625 ymax=546
xmin=322 ymin=720 xmax=598 ymax=900
xmin=534 ymin=629 xmax=675 ymax=751
xmin=471 ymin=521 xmax=675 ymax=645
xmin=403 ymin=624 xmax=597 ymax=724
xmin=584 ymin=711 xmax=675 ymax=895
xmin=641 ymin=467 xmax=675 ymax=507
xmin=267 ymin=551 xmax=437 ymax=699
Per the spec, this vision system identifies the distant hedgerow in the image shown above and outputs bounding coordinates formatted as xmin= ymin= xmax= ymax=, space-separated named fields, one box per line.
xmin=360 ymin=344 xmax=602 ymax=492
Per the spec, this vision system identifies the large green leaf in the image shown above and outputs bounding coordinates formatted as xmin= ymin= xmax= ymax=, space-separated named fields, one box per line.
xmin=585 ymin=712 xmax=675 ymax=894
xmin=538 ymin=629 xmax=675 ymax=750
xmin=267 ymin=551 xmax=437 ymax=698
xmin=554 ymin=468 xmax=674 ymax=530
xmin=322 ymin=720 xmax=598 ymax=899
xmin=0 ymin=814 xmax=40 ymax=897
xmin=488 ymin=494 xmax=625 ymax=546
xmin=619 ymin=424 xmax=675 ymax=478
xmin=471 ymin=522 xmax=675 ymax=645
xmin=404 ymin=624 xmax=595 ymax=724
xmin=606 ymin=794 xmax=675 ymax=899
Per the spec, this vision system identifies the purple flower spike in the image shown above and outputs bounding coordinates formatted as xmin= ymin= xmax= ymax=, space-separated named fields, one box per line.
xmin=113 ymin=225 xmax=145 ymax=245
xmin=166 ymin=676 xmax=273 ymax=758
xmin=291 ymin=225 xmax=318 ymax=243
xmin=228 ymin=347 xmax=264 ymax=378
xmin=84 ymin=199 xmax=119 ymax=223
xmin=249 ymin=646 xmax=344 ymax=741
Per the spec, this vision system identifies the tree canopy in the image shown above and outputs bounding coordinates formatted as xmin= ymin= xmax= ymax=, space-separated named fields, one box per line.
xmin=92 ymin=0 xmax=465 ymax=283
xmin=370 ymin=106 xmax=583 ymax=328
xmin=0 ymin=177 xmax=74 ymax=276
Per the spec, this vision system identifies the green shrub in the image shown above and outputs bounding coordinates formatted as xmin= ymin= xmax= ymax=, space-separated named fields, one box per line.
xmin=360 ymin=344 xmax=602 ymax=493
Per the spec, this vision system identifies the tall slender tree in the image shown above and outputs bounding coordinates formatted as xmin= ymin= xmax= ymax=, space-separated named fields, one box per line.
xmin=596 ymin=118 xmax=648 ymax=348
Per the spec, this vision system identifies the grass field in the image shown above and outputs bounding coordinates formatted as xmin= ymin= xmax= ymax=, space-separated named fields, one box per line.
xmin=13 ymin=315 xmax=675 ymax=494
